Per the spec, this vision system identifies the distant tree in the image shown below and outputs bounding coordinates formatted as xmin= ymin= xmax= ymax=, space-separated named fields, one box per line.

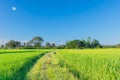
xmin=86 ymin=37 xmax=92 ymax=48
xmin=80 ymin=39 xmax=86 ymax=48
xmin=6 ymin=40 xmax=15 ymax=48
xmin=91 ymin=39 xmax=101 ymax=48
xmin=78 ymin=40 xmax=84 ymax=49
xmin=57 ymin=45 xmax=65 ymax=49
xmin=0 ymin=45 xmax=4 ymax=49
xmin=26 ymin=42 xmax=30 ymax=46
xmin=45 ymin=42 xmax=51 ymax=49
xmin=15 ymin=41 xmax=21 ymax=48
xmin=28 ymin=36 xmax=44 ymax=48
xmin=65 ymin=40 xmax=80 ymax=49
xmin=2 ymin=45 xmax=4 ymax=49
xmin=5 ymin=40 xmax=21 ymax=49
xmin=23 ymin=42 xmax=26 ymax=47
xmin=116 ymin=44 xmax=120 ymax=48
xmin=65 ymin=38 xmax=102 ymax=49
xmin=103 ymin=45 xmax=115 ymax=48
xmin=51 ymin=43 xmax=56 ymax=48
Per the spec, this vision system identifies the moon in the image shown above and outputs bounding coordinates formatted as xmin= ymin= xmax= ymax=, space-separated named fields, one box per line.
xmin=12 ymin=7 xmax=16 ymax=11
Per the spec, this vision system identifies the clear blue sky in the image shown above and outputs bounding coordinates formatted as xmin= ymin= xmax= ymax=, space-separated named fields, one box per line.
xmin=0 ymin=0 xmax=120 ymax=45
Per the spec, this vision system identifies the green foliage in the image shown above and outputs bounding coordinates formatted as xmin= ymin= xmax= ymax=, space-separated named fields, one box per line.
xmin=51 ymin=43 xmax=56 ymax=48
xmin=65 ymin=37 xmax=102 ymax=49
xmin=57 ymin=45 xmax=65 ymax=49
xmin=5 ymin=40 xmax=21 ymax=49
xmin=0 ymin=36 xmax=104 ymax=49
xmin=44 ymin=42 xmax=57 ymax=49
xmin=66 ymin=40 xmax=80 ymax=49
xmin=85 ymin=37 xmax=91 ymax=48
xmin=45 ymin=42 xmax=52 ymax=49
xmin=28 ymin=36 xmax=44 ymax=48
xmin=91 ymin=39 xmax=101 ymax=48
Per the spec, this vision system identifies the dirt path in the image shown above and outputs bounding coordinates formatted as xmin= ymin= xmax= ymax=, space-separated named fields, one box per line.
xmin=26 ymin=52 xmax=78 ymax=80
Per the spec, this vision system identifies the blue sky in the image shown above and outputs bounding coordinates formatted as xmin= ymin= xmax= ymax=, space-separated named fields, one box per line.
xmin=0 ymin=0 xmax=120 ymax=45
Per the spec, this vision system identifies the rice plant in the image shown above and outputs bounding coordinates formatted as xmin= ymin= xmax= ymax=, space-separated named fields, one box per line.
xmin=0 ymin=50 xmax=47 ymax=80
xmin=57 ymin=49 xmax=120 ymax=80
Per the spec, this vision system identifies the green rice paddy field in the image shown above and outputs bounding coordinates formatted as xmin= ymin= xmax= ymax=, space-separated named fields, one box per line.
xmin=0 ymin=49 xmax=120 ymax=80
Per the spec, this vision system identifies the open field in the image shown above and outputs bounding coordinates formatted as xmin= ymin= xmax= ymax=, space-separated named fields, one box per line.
xmin=0 ymin=50 xmax=48 ymax=80
xmin=0 ymin=49 xmax=120 ymax=80
xmin=57 ymin=49 xmax=120 ymax=80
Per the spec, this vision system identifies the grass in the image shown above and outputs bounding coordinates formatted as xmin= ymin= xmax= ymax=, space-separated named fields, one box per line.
xmin=27 ymin=52 xmax=77 ymax=80
xmin=57 ymin=49 xmax=120 ymax=80
xmin=0 ymin=50 xmax=47 ymax=80
xmin=0 ymin=49 xmax=120 ymax=80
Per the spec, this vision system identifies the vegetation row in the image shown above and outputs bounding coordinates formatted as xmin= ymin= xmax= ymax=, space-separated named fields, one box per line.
xmin=0 ymin=36 xmax=104 ymax=49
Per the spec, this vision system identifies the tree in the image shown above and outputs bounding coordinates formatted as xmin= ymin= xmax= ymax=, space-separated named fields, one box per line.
xmin=86 ymin=37 xmax=92 ymax=48
xmin=0 ymin=45 xmax=4 ymax=49
xmin=6 ymin=40 xmax=15 ymax=48
xmin=79 ymin=40 xmax=84 ymax=49
xmin=91 ymin=39 xmax=101 ymax=48
xmin=15 ymin=41 xmax=21 ymax=48
xmin=5 ymin=40 xmax=21 ymax=49
xmin=116 ymin=44 xmax=120 ymax=48
xmin=65 ymin=40 xmax=80 ymax=49
xmin=45 ymin=42 xmax=51 ymax=49
xmin=57 ymin=45 xmax=65 ymax=49
xmin=51 ymin=43 xmax=56 ymax=48
xmin=80 ymin=39 xmax=86 ymax=48
xmin=29 ymin=36 xmax=44 ymax=48
xmin=23 ymin=42 xmax=26 ymax=47
xmin=65 ymin=38 xmax=102 ymax=49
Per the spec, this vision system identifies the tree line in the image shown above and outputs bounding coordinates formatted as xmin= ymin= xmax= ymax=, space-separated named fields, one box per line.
xmin=65 ymin=37 xmax=102 ymax=49
xmin=0 ymin=36 xmax=103 ymax=49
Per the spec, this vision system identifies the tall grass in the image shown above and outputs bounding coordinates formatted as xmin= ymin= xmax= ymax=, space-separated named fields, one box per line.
xmin=0 ymin=50 xmax=47 ymax=80
xmin=57 ymin=49 xmax=120 ymax=80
